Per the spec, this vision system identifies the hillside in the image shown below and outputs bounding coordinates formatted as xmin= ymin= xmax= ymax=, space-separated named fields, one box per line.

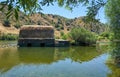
xmin=0 ymin=10 xmax=106 ymax=38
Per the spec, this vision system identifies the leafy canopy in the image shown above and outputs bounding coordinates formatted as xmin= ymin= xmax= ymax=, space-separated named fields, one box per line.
xmin=105 ymin=0 xmax=120 ymax=40
xmin=0 ymin=0 xmax=106 ymax=20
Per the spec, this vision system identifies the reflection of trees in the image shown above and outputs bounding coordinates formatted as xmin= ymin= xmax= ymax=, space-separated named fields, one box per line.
xmin=54 ymin=46 xmax=108 ymax=63
xmin=0 ymin=46 xmax=109 ymax=73
xmin=106 ymin=42 xmax=120 ymax=77
xmin=54 ymin=47 xmax=70 ymax=61
xmin=107 ymin=63 xmax=120 ymax=77
xmin=69 ymin=47 xmax=100 ymax=62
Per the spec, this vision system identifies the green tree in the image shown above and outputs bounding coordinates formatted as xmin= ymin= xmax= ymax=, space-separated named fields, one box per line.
xmin=0 ymin=0 xmax=105 ymax=20
xmin=105 ymin=0 xmax=120 ymax=64
xmin=69 ymin=27 xmax=97 ymax=45
xmin=105 ymin=0 xmax=120 ymax=40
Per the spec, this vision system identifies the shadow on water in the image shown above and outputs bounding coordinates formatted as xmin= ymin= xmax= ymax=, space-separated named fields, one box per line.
xmin=0 ymin=43 xmax=114 ymax=77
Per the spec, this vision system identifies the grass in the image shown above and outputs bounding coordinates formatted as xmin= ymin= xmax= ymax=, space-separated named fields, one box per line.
xmin=0 ymin=33 xmax=18 ymax=41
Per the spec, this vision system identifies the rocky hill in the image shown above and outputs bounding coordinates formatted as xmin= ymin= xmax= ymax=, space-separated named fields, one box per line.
xmin=0 ymin=10 xmax=106 ymax=37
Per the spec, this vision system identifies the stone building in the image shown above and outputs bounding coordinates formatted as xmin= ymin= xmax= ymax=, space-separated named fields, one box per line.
xmin=18 ymin=25 xmax=55 ymax=47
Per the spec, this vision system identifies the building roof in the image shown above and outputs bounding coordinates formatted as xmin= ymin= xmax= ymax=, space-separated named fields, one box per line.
xmin=21 ymin=25 xmax=54 ymax=30
xmin=19 ymin=25 xmax=54 ymax=39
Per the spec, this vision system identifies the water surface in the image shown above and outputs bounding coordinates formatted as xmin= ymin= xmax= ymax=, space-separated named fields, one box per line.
xmin=0 ymin=42 xmax=118 ymax=77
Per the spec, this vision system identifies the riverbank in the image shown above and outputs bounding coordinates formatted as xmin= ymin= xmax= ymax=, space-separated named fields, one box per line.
xmin=0 ymin=41 xmax=17 ymax=48
xmin=0 ymin=40 xmax=111 ymax=48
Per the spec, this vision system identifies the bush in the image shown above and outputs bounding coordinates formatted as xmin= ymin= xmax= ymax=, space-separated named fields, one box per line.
xmin=97 ymin=31 xmax=114 ymax=41
xmin=60 ymin=31 xmax=69 ymax=40
xmin=61 ymin=34 xmax=68 ymax=40
xmin=69 ymin=27 xmax=97 ymax=45
xmin=0 ymin=33 xmax=18 ymax=40
xmin=14 ymin=24 xmax=22 ymax=29
xmin=3 ymin=20 xmax=11 ymax=27
xmin=37 ymin=21 xmax=41 ymax=25
xmin=60 ymin=31 xmax=64 ymax=36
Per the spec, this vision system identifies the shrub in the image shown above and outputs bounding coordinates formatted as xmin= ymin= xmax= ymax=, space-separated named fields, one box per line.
xmin=61 ymin=34 xmax=68 ymax=40
xmin=37 ymin=21 xmax=41 ymax=25
xmin=0 ymin=33 xmax=18 ymax=40
xmin=60 ymin=31 xmax=64 ymax=36
xmin=60 ymin=32 xmax=68 ymax=40
xmin=14 ymin=24 xmax=22 ymax=29
xmin=3 ymin=20 xmax=11 ymax=27
xmin=55 ymin=24 xmax=59 ymax=28
xmin=69 ymin=27 xmax=97 ymax=45
xmin=97 ymin=31 xmax=114 ymax=41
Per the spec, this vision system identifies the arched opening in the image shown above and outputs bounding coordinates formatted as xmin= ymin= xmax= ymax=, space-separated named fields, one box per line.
xmin=40 ymin=43 xmax=45 ymax=47
xmin=27 ymin=43 xmax=32 ymax=47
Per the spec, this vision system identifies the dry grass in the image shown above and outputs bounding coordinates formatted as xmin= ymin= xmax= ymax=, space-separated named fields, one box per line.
xmin=0 ymin=23 xmax=19 ymax=35
xmin=21 ymin=25 xmax=54 ymax=30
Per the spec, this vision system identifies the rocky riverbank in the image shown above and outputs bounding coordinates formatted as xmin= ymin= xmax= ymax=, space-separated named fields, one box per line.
xmin=0 ymin=41 xmax=18 ymax=48
xmin=0 ymin=44 xmax=18 ymax=48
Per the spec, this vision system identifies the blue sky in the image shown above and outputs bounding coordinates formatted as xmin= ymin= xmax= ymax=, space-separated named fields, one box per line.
xmin=41 ymin=3 xmax=107 ymax=23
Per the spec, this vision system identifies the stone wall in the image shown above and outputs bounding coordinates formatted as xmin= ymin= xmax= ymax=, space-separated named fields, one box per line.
xmin=18 ymin=38 xmax=55 ymax=47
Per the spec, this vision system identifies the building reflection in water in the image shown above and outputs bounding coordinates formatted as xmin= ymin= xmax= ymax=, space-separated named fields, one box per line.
xmin=0 ymin=46 xmax=113 ymax=76
xmin=0 ymin=47 xmax=56 ymax=72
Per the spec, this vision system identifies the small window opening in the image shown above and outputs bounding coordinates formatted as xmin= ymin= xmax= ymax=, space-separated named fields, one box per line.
xmin=27 ymin=43 xmax=32 ymax=47
xmin=40 ymin=43 xmax=45 ymax=47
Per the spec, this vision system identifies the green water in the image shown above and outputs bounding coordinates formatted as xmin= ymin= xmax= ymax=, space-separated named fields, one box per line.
xmin=0 ymin=42 xmax=119 ymax=77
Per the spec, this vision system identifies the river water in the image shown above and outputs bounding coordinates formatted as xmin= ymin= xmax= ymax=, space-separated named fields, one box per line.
xmin=0 ymin=41 xmax=119 ymax=77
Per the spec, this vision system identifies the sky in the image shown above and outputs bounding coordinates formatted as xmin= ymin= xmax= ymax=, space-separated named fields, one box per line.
xmin=41 ymin=3 xmax=107 ymax=23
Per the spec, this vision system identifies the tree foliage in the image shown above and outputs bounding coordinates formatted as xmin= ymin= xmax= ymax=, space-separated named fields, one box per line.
xmin=69 ymin=27 xmax=97 ymax=45
xmin=105 ymin=0 xmax=120 ymax=40
xmin=105 ymin=0 xmax=120 ymax=64
xmin=0 ymin=0 xmax=105 ymax=20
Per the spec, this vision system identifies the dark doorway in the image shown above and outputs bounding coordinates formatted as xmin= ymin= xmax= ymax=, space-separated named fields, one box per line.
xmin=40 ymin=43 xmax=45 ymax=47
xmin=27 ymin=43 xmax=32 ymax=47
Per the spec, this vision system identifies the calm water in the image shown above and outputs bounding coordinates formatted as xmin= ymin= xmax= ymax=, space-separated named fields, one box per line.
xmin=0 ymin=41 xmax=119 ymax=77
